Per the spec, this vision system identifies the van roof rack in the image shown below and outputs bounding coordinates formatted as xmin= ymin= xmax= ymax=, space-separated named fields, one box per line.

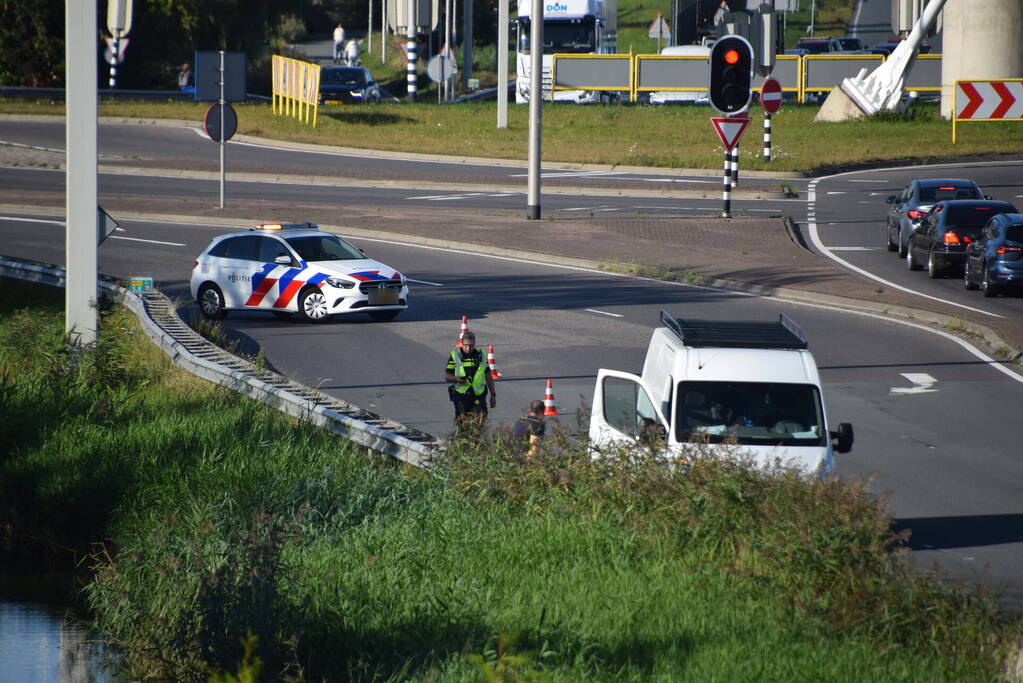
xmin=659 ymin=310 xmax=808 ymax=349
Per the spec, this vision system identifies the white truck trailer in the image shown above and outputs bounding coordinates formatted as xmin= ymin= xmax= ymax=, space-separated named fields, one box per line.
xmin=515 ymin=0 xmax=618 ymax=103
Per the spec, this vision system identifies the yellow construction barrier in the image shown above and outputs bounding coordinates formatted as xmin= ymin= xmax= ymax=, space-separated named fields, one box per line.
xmin=271 ymin=55 xmax=321 ymax=127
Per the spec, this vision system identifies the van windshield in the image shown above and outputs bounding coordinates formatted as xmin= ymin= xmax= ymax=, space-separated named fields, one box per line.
xmin=675 ymin=381 xmax=825 ymax=446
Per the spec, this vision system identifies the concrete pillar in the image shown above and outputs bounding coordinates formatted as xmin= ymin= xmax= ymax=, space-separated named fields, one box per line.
xmin=941 ymin=0 xmax=1023 ymax=118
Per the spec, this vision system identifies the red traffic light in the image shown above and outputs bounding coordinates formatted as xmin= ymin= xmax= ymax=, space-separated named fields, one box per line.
xmin=724 ymin=49 xmax=740 ymax=65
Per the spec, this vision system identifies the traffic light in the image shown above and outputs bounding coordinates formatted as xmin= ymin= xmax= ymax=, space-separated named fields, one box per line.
xmin=709 ymin=36 xmax=753 ymax=114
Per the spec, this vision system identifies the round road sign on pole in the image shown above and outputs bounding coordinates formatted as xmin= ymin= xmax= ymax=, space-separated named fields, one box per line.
xmin=426 ymin=54 xmax=455 ymax=84
xmin=204 ymin=103 xmax=238 ymax=142
xmin=760 ymin=77 xmax=783 ymax=115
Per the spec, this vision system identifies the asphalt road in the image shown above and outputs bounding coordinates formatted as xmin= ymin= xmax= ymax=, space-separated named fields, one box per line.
xmin=1 ymin=118 xmax=1021 ymax=611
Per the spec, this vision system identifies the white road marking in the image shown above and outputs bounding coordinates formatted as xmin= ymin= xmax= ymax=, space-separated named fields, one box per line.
xmin=110 ymin=236 xmax=186 ymax=246
xmin=0 ymin=215 xmax=64 ymax=225
xmin=891 ymin=373 xmax=939 ymax=394
xmin=586 ymin=308 xmax=623 ymax=318
xmin=826 ymin=191 xmax=846 ymax=195
xmin=508 ymin=171 xmax=625 ymax=179
xmin=406 ymin=278 xmax=443 ymax=286
xmin=806 ymin=178 xmax=1004 ymax=320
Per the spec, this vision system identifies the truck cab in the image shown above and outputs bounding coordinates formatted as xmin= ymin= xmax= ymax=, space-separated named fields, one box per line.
xmin=589 ymin=311 xmax=853 ymax=477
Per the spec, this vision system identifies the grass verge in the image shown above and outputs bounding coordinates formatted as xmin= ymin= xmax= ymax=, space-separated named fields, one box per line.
xmin=3 ymin=99 xmax=1022 ymax=174
xmin=1 ymin=278 xmax=1021 ymax=681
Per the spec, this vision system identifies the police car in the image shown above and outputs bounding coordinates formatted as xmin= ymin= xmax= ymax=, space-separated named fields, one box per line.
xmin=190 ymin=222 xmax=408 ymax=323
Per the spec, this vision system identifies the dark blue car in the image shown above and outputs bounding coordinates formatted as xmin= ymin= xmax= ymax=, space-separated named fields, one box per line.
xmin=964 ymin=213 xmax=1023 ymax=297
xmin=318 ymin=66 xmax=382 ymax=105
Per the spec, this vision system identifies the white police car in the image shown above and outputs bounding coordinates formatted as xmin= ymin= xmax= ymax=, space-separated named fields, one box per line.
xmin=190 ymin=222 xmax=408 ymax=323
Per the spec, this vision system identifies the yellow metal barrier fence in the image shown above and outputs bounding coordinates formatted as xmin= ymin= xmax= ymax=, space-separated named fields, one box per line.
xmin=272 ymin=55 xmax=321 ymax=127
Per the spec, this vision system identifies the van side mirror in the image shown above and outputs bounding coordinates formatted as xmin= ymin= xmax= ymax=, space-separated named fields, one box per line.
xmin=830 ymin=423 xmax=854 ymax=454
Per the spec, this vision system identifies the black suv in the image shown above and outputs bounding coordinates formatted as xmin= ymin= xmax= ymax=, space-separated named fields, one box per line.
xmin=906 ymin=200 xmax=1016 ymax=278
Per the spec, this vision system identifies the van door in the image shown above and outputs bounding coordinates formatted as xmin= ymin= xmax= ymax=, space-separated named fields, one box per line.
xmin=589 ymin=369 xmax=668 ymax=452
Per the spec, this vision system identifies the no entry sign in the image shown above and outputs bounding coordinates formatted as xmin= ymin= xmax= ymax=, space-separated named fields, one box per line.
xmin=760 ymin=77 xmax=783 ymax=114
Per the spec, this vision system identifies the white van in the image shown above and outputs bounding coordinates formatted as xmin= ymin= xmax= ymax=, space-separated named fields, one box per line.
xmin=648 ymin=44 xmax=710 ymax=105
xmin=589 ymin=311 xmax=854 ymax=477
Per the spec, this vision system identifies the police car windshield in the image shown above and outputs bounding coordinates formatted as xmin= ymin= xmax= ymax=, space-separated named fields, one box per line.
xmin=285 ymin=235 xmax=364 ymax=261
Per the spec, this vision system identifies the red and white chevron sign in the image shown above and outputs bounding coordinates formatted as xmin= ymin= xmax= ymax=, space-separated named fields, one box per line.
xmin=955 ymin=80 xmax=1023 ymax=120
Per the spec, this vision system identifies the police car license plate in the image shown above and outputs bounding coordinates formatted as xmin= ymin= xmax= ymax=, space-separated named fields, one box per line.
xmin=368 ymin=287 xmax=398 ymax=306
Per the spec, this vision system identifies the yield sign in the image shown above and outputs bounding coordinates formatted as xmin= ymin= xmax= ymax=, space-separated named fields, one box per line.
xmin=710 ymin=116 xmax=751 ymax=152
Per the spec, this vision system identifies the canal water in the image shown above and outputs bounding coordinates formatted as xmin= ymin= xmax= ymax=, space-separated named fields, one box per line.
xmin=1 ymin=576 xmax=125 ymax=682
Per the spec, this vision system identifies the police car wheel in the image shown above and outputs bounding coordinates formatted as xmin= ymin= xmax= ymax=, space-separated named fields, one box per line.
xmin=197 ymin=283 xmax=226 ymax=320
xmin=299 ymin=288 xmax=330 ymax=322
xmin=369 ymin=310 xmax=400 ymax=322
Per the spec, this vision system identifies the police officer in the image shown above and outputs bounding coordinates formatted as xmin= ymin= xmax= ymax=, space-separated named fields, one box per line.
xmin=445 ymin=330 xmax=496 ymax=428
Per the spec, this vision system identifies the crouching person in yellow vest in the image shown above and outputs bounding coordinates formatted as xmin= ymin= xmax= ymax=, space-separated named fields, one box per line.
xmin=445 ymin=330 xmax=496 ymax=431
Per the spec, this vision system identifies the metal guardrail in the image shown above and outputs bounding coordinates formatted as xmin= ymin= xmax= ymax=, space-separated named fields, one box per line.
xmin=0 ymin=87 xmax=271 ymax=103
xmin=0 ymin=255 xmax=438 ymax=468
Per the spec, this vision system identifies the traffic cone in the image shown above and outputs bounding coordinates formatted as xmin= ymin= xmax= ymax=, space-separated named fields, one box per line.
xmin=455 ymin=315 xmax=468 ymax=349
xmin=487 ymin=345 xmax=502 ymax=379
xmin=543 ymin=379 xmax=559 ymax=416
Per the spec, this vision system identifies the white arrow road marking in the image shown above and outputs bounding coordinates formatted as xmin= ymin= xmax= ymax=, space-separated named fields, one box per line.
xmin=890 ymin=373 xmax=938 ymax=394
xmin=586 ymin=308 xmax=623 ymax=317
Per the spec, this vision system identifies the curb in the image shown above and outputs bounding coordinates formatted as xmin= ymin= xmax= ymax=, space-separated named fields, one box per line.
xmin=3 ymin=202 xmax=1018 ymax=370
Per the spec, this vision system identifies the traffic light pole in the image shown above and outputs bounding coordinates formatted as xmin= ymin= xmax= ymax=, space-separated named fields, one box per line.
xmin=721 ymin=151 xmax=731 ymax=219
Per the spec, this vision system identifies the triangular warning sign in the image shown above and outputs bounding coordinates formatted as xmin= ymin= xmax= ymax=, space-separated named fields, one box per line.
xmin=710 ymin=116 xmax=751 ymax=152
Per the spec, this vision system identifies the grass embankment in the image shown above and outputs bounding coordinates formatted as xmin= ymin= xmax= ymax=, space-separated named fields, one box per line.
xmin=3 ymin=100 xmax=1022 ymax=174
xmin=2 ymin=279 xmax=1021 ymax=680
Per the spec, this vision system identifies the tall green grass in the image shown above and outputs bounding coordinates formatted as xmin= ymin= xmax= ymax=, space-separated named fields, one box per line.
xmin=2 ymin=278 xmax=1020 ymax=681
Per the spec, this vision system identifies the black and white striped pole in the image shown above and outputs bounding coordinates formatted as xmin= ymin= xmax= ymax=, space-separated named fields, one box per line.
xmin=721 ymin=149 xmax=732 ymax=218
xmin=406 ymin=0 xmax=417 ymax=102
xmin=763 ymin=113 xmax=772 ymax=161
xmin=730 ymin=144 xmax=739 ymax=187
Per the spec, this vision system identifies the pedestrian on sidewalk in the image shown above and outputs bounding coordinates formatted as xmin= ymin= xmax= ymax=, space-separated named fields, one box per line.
xmin=510 ymin=400 xmax=546 ymax=460
xmin=445 ymin=330 xmax=496 ymax=432
xmin=332 ymin=23 xmax=346 ymax=64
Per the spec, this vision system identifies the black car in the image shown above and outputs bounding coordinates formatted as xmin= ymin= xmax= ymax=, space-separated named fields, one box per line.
xmin=906 ymin=200 xmax=1017 ymax=278
xmin=318 ymin=66 xmax=382 ymax=104
xmin=964 ymin=213 xmax=1023 ymax=297
xmin=885 ymin=179 xmax=989 ymax=257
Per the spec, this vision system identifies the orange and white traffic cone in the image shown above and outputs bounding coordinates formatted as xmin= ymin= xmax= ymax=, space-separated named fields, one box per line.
xmin=455 ymin=315 xmax=468 ymax=349
xmin=487 ymin=345 xmax=502 ymax=379
xmin=543 ymin=379 xmax=559 ymax=416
